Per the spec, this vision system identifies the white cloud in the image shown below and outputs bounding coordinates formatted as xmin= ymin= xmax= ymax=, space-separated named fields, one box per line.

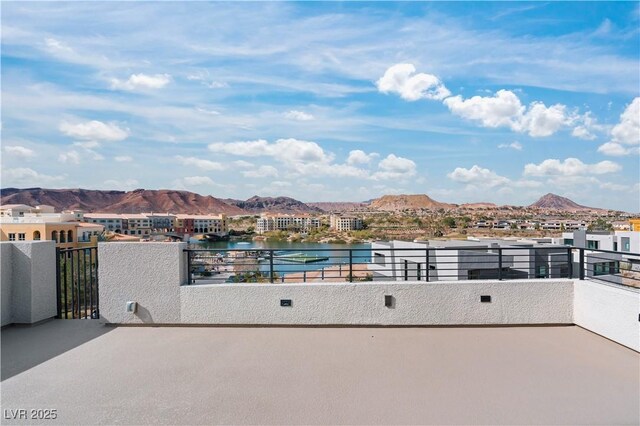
xmin=571 ymin=111 xmax=603 ymax=140
xmin=103 ymin=179 xmax=139 ymax=189
xmin=114 ymin=156 xmax=133 ymax=162
xmin=242 ymin=165 xmax=279 ymax=178
xmin=524 ymin=158 xmax=621 ymax=177
xmin=4 ymin=145 xmax=35 ymax=158
xmin=195 ymin=107 xmax=221 ymax=115
xmin=597 ymin=142 xmax=639 ymax=157
xmin=187 ymin=71 xmax=228 ymax=89
xmin=59 ymin=120 xmax=129 ymax=141
xmin=209 ymin=138 xmax=333 ymax=165
xmin=443 ymin=90 xmax=572 ymax=137
xmin=58 ymin=150 xmax=81 ymax=164
xmin=110 ymin=73 xmax=171 ymax=90
xmin=447 ymin=165 xmax=510 ymax=187
xmin=182 ymin=176 xmax=215 ymax=186
xmin=44 ymin=38 xmax=73 ymax=54
xmin=233 ymin=160 xmax=253 ymax=168
xmin=497 ymin=141 xmax=522 ymax=151
xmin=376 ymin=63 xmax=451 ymax=101
xmin=73 ymin=141 xmax=100 ymax=149
xmin=176 ymin=155 xmax=225 ymax=171
xmin=372 ymin=154 xmax=417 ymax=180
xmin=1 ymin=167 xmax=64 ymax=185
xmin=284 ymin=110 xmax=314 ymax=121
xmin=598 ymin=97 xmax=639 ymax=156
xmin=514 ymin=102 xmax=568 ymax=137
xmin=347 ymin=149 xmax=378 ymax=165
xmin=443 ymin=90 xmax=524 ymax=128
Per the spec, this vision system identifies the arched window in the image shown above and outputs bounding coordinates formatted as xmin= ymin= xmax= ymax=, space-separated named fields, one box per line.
xmin=59 ymin=231 xmax=66 ymax=243
xmin=67 ymin=230 xmax=73 ymax=242
xmin=33 ymin=230 xmax=41 ymax=240
xmin=51 ymin=231 xmax=58 ymax=242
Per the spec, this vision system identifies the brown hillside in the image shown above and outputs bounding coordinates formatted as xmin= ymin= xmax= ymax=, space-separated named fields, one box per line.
xmin=370 ymin=194 xmax=456 ymax=211
xmin=0 ymin=188 xmax=245 ymax=215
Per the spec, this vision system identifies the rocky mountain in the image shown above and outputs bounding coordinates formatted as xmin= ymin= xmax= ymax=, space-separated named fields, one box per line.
xmin=0 ymin=188 xmax=245 ymax=215
xmin=529 ymin=193 xmax=600 ymax=211
xmin=223 ymin=196 xmax=322 ymax=214
xmin=459 ymin=202 xmax=499 ymax=209
xmin=369 ymin=194 xmax=456 ymax=211
xmin=307 ymin=201 xmax=370 ymax=212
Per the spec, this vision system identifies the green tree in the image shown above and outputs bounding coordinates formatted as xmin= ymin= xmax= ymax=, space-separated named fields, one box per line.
xmin=588 ymin=218 xmax=613 ymax=231
xmin=442 ymin=217 xmax=456 ymax=228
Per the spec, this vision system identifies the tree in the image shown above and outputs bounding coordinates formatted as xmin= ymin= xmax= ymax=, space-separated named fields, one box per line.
xmin=442 ymin=217 xmax=456 ymax=228
xmin=588 ymin=218 xmax=613 ymax=231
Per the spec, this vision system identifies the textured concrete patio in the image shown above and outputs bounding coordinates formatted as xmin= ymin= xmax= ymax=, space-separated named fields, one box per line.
xmin=1 ymin=320 xmax=639 ymax=425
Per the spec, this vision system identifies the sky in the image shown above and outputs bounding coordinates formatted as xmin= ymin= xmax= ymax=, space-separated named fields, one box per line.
xmin=1 ymin=1 xmax=639 ymax=211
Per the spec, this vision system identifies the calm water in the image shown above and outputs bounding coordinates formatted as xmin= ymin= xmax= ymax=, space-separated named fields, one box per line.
xmin=189 ymin=239 xmax=372 ymax=276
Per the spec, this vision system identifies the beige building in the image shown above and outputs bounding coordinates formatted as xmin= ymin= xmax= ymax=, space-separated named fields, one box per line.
xmin=330 ymin=215 xmax=363 ymax=231
xmin=0 ymin=205 xmax=103 ymax=248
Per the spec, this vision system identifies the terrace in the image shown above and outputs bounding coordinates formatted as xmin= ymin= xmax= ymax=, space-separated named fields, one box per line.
xmin=1 ymin=241 xmax=639 ymax=425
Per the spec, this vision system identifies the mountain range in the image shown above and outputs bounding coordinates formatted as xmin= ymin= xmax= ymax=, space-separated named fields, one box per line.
xmin=0 ymin=188 xmax=612 ymax=214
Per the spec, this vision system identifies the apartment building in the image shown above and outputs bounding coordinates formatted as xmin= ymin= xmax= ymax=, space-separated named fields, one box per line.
xmin=175 ymin=214 xmax=227 ymax=234
xmin=329 ymin=215 xmax=363 ymax=231
xmin=0 ymin=209 xmax=103 ymax=248
xmin=144 ymin=213 xmax=175 ymax=232
xmin=256 ymin=214 xmax=321 ymax=234
xmin=84 ymin=214 xmax=126 ymax=233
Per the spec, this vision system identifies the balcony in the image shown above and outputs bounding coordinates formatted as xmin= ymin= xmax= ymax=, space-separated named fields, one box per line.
xmin=1 ymin=241 xmax=639 ymax=425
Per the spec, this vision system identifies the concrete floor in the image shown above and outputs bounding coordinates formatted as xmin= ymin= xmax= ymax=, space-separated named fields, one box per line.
xmin=1 ymin=321 xmax=638 ymax=425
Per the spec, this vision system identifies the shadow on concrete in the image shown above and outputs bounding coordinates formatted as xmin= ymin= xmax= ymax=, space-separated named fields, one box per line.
xmin=1 ymin=319 xmax=113 ymax=380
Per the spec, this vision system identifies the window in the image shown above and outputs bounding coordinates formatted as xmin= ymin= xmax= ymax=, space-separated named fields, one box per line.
xmin=18 ymin=233 xmax=26 ymax=241
xmin=59 ymin=231 xmax=66 ymax=243
xmin=535 ymin=265 xmax=548 ymax=278
xmin=563 ymin=238 xmax=574 ymax=246
xmin=374 ymin=253 xmax=386 ymax=266
xmin=613 ymin=242 xmax=618 ymax=251
xmin=621 ymin=237 xmax=631 ymax=252
xmin=33 ymin=231 xmax=41 ymax=240
xmin=8 ymin=233 xmax=16 ymax=241
xmin=586 ymin=240 xmax=599 ymax=250
xmin=51 ymin=231 xmax=58 ymax=242
xmin=67 ymin=230 xmax=73 ymax=243
xmin=593 ymin=261 xmax=619 ymax=276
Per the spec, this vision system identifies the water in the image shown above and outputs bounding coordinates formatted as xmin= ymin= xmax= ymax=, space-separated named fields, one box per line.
xmin=189 ymin=239 xmax=371 ymax=277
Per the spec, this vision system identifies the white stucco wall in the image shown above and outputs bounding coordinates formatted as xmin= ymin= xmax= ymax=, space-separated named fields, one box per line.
xmin=0 ymin=241 xmax=57 ymax=326
xmin=574 ymin=280 xmax=640 ymax=351
xmin=180 ymin=280 xmax=574 ymax=325
xmin=1 ymin=243 xmax=13 ymax=326
xmin=98 ymin=242 xmax=186 ymax=324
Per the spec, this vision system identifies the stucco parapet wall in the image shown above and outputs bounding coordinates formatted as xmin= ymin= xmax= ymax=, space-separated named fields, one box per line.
xmin=98 ymin=242 xmax=187 ymax=324
xmin=179 ymin=279 xmax=574 ymax=326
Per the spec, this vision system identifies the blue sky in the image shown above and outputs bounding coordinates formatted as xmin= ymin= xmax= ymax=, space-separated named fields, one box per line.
xmin=1 ymin=1 xmax=639 ymax=211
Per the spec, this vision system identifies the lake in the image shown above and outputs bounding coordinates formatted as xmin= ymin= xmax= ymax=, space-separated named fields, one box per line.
xmin=188 ymin=240 xmax=372 ymax=277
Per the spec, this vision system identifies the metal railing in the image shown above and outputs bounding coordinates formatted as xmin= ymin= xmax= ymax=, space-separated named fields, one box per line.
xmin=182 ymin=246 xmax=637 ymax=289
xmin=56 ymin=247 xmax=99 ymax=319
xmin=183 ymin=246 xmax=640 ymax=289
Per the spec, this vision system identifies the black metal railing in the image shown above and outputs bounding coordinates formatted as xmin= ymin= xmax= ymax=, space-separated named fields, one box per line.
xmin=183 ymin=245 xmax=640 ymax=289
xmin=56 ymin=247 xmax=99 ymax=319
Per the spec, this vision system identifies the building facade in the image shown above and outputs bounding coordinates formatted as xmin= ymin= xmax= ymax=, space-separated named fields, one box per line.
xmin=256 ymin=215 xmax=321 ymax=234
xmin=329 ymin=215 xmax=363 ymax=232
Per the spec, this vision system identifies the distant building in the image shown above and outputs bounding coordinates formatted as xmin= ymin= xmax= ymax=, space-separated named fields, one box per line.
xmin=629 ymin=218 xmax=640 ymax=232
xmin=256 ymin=214 xmax=320 ymax=234
xmin=329 ymin=215 xmax=363 ymax=231
xmin=175 ymin=214 xmax=227 ymax=235
xmin=370 ymin=239 xmax=569 ymax=281
xmin=0 ymin=207 xmax=103 ymax=248
xmin=84 ymin=214 xmax=126 ymax=234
